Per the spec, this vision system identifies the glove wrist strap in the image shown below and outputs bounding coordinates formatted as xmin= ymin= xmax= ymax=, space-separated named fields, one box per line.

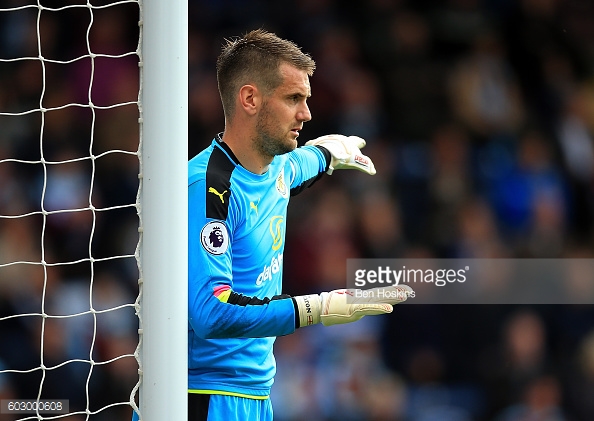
xmin=293 ymin=294 xmax=322 ymax=327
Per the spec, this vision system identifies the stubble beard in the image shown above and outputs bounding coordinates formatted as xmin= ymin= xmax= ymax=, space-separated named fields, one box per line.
xmin=254 ymin=106 xmax=297 ymax=159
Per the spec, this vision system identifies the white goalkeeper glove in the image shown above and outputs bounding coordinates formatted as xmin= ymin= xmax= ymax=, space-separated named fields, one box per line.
xmin=293 ymin=284 xmax=414 ymax=327
xmin=305 ymin=134 xmax=376 ymax=175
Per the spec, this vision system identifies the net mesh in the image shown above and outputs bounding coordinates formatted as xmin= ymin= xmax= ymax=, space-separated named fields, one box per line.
xmin=0 ymin=1 xmax=141 ymax=420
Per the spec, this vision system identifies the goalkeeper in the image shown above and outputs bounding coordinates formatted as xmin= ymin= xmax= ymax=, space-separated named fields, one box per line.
xmin=187 ymin=29 xmax=413 ymax=421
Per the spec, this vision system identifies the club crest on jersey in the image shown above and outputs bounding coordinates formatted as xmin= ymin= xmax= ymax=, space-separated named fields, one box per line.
xmin=200 ymin=221 xmax=229 ymax=255
xmin=276 ymin=172 xmax=289 ymax=198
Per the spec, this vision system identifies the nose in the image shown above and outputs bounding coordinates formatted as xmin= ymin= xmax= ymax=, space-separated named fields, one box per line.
xmin=297 ymin=102 xmax=312 ymax=122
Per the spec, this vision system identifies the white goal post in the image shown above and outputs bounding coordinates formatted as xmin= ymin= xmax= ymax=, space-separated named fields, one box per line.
xmin=137 ymin=0 xmax=188 ymax=420
xmin=0 ymin=0 xmax=187 ymax=419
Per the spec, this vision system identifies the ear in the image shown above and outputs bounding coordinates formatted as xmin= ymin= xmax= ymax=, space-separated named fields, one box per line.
xmin=238 ymin=84 xmax=261 ymax=116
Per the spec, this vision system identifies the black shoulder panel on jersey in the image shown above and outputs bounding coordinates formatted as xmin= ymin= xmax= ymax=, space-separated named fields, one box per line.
xmin=205 ymin=146 xmax=235 ymax=220
xmin=226 ymin=291 xmax=292 ymax=306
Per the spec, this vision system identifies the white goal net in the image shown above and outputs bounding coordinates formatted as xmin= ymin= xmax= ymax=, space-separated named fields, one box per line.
xmin=0 ymin=1 xmax=187 ymax=420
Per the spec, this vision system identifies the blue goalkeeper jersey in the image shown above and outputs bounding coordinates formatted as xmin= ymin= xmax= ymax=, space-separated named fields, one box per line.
xmin=188 ymin=135 xmax=329 ymax=398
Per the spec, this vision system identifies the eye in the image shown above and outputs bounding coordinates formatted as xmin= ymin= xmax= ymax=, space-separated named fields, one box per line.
xmin=289 ymin=94 xmax=304 ymax=103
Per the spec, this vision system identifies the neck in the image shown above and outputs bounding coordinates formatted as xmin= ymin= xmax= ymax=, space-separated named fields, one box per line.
xmin=221 ymin=126 xmax=272 ymax=175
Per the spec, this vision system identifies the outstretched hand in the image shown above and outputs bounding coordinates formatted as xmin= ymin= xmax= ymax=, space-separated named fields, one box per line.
xmin=306 ymin=134 xmax=376 ymax=175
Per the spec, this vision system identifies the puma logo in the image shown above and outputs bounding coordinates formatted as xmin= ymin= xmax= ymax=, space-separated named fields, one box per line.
xmin=208 ymin=187 xmax=228 ymax=204
xmin=250 ymin=201 xmax=259 ymax=216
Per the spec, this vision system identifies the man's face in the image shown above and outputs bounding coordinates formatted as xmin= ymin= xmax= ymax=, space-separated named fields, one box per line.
xmin=254 ymin=63 xmax=312 ymax=158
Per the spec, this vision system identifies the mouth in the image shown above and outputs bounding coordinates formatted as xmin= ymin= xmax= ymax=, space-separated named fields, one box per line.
xmin=290 ymin=128 xmax=301 ymax=138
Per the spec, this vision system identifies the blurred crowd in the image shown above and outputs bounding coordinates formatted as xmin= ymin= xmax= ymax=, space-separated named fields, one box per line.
xmin=187 ymin=0 xmax=594 ymax=420
xmin=1 ymin=0 xmax=594 ymax=420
